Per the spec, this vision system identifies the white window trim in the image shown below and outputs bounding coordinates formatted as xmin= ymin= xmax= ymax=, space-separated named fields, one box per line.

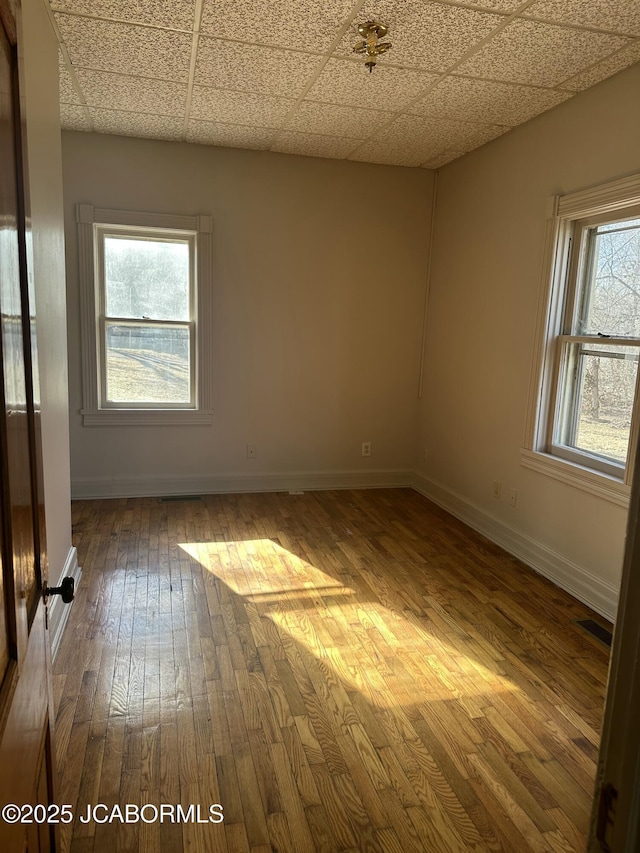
xmin=77 ymin=205 xmax=213 ymax=426
xmin=522 ymin=173 xmax=640 ymax=507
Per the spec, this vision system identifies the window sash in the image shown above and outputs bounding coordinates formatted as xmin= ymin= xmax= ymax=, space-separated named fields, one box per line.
xmin=95 ymin=226 xmax=197 ymax=410
xmin=99 ymin=319 xmax=196 ymax=409
xmin=550 ymin=336 xmax=640 ymax=481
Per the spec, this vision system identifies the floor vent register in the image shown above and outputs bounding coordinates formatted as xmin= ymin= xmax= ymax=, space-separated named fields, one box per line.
xmin=576 ymin=618 xmax=613 ymax=647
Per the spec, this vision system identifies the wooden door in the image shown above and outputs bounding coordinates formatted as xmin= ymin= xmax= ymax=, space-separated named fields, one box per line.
xmin=0 ymin=2 xmax=58 ymax=851
xmin=588 ymin=425 xmax=640 ymax=850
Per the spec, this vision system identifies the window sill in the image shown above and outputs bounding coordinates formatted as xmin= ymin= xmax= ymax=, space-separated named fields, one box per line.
xmin=520 ymin=448 xmax=630 ymax=508
xmin=81 ymin=409 xmax=213 ymax=427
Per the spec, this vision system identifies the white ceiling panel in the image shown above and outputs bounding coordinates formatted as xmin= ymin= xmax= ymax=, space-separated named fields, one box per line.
xmin=50 ymin=0 xmax=196 ymax=30
xmin=55 ymin=14 xmax=193 ymax=80
xmin=75 ymin=69 xmax=188 ymax=116
xmin=350 ymin=113 xmax=507 ymax=167
xmin=307 ymin=58 xmax=438 ymax=111
xmin=285 ymin=100 xmax=388 ymax=138
xmin=409 ymin=75 xmax=571 ymax=125
xmin=190 ymin=87 xmax=295 ymax=127
xmin=525 ymin=0 xmax=640 ymax=37
xmin=200 ymin=0 xmax=358 ymax=52
xmin=89 ymin=108 xmax=184 ymax=138
xmin=186 ymin=120 xmax=276 ymax=149
xmin=60 ymin=102 xmax=92 ymax=131
xmin=272 ymin=130 xmax=359 ymax=159
xmin=348 ymin=137 xmax=437 ymax=168
xmin=422 ymin=149 xmax=467 ymax=169
xmin=413 ymin=114 xmax=509 ymax=151
xmin=560 ymin=40 xmax=640 ymax=92
xmin=456 ymin=19 xmax=631 ymax=87
xmin=335 ymin=1 xmax=505 ymax=72
xmin=53 ymin=0 xmax=640 ymax=168
xmin=195 ymin=37 xmax=318 ymax=98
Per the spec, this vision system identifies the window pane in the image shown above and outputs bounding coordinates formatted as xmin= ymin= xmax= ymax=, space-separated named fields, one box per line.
xmin=558 ymin=342 xmax=638 ymax=464
xmin=597 ymin=217 xmax=640 ymax=233
xmin=105 ymin=324 xmax=191 ymax=404
xmin=577 ymin=219 xmax=640 ymax=337
xmin=104 ymin=236 xmax=190 ymax=321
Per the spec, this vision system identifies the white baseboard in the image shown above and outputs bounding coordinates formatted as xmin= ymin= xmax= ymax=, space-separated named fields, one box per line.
xmin=49 ymin=546 xmax=82 ymax=660
xmin=71 ymin=469 xmax=414 ymax=500
xmin=412 ymin=471 xmax=618 ymax=622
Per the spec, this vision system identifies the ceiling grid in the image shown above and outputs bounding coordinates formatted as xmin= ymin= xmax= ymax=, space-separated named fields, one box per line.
xmin=50 ymin=0 xmax=640 ymax=168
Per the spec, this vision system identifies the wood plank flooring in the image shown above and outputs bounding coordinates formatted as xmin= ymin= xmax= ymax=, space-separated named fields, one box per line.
xmin=53 ymin=489 xmax=611 ymax=853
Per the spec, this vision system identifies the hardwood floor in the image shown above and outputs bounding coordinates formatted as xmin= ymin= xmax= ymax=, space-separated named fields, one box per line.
xmin=53 ymin=489 xmax=611 ymax=853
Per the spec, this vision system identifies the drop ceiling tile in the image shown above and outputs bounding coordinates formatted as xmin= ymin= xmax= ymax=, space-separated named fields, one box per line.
xmin=307 ymin=58 xmax=438 ymax=111
xmin=421 ymin=150 xmax=466 ymax=169
xmin=348 ymin=138 xmax=430 ymax=167
xmin=50 ymin=0 xmax=196 ymax=30
xmin=409 ymin=75 xmax=572 ymax=125
xmin=349 ymin=113 xmax=507 ymax=167
xmin=190 ymin=87 xmax=294 ymax=127
xmin=60 ymin=103 xmax=92 ymax=131
xmin=456 ymin=19 xmax=630 ymax=87
xmin=75 ymin=69 xmax=187 ymax=115
xmin=285 ymin=100 xmax=388 ymax=138
xmin=524 ymin=0 xmax=640 ymax=37
xmin=560 ymin=40 xmax=640 ymax=91
xmin=59 ymin=60 xmax=81 ymax=103
xmin=195 ymin=37 xmax=317 ymax=98
xmin=455 ymin=0 xmax=523 ymax=8
xmin=421 ymin=116 xmax=508 ymax=151
xmin=89 ymin=107 xmax=184 ymax=139
xmin=272 ymin=130 xmax=359 ymax=159
xmin=200 ymin=0 xmax=358 ymax=52
xmin=335 ymin=1 xmax=505 ymax=72
xmin=186 ymin=120 xmax=275 ymax=149
xmin=55 ymin=14 xmax=193 ymax=80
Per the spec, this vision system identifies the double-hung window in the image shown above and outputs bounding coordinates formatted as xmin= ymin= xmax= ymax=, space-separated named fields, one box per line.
xmin=524 ymin=175 xmax=640 ymax=502
xmin=552 ymin=211 xmax=640 ymax=477
xmin=77 ymin=206 xmax=213 ymax=425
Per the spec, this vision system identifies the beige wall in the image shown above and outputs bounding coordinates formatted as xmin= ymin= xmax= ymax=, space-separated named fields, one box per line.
xmin=417 ymin=62 xmax=640 ymax=617
xmin=62 ymin=133 xmax=433 ymax=495
xmin=21 ymin=0 xmax=73 ymax=587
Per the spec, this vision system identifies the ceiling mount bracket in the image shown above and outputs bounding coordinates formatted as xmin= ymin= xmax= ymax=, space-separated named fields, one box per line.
xmin=353 ymin=20 xmax=392 ymax=73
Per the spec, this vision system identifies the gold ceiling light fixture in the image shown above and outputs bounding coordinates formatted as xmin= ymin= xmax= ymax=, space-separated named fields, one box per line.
xmin=353 ymin=20 xmax=392 ymax=73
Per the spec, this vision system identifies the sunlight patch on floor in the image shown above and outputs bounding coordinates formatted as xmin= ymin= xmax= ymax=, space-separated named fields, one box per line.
xmin=179 ymin=539 xmax=519 ymax=705
xmin=179 ymin=539 xmax=345 ymax=596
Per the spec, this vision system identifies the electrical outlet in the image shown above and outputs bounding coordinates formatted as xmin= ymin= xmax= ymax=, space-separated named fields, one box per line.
xmin=246 ymin=444 xmax=256 ymax=459
xmin=509 ymin=488 xmax=518 ymax=507
xmin=492 ymin=480 xmax=501 ymax=500
xmin=362 ymin=441 xmax=372 ymax=457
